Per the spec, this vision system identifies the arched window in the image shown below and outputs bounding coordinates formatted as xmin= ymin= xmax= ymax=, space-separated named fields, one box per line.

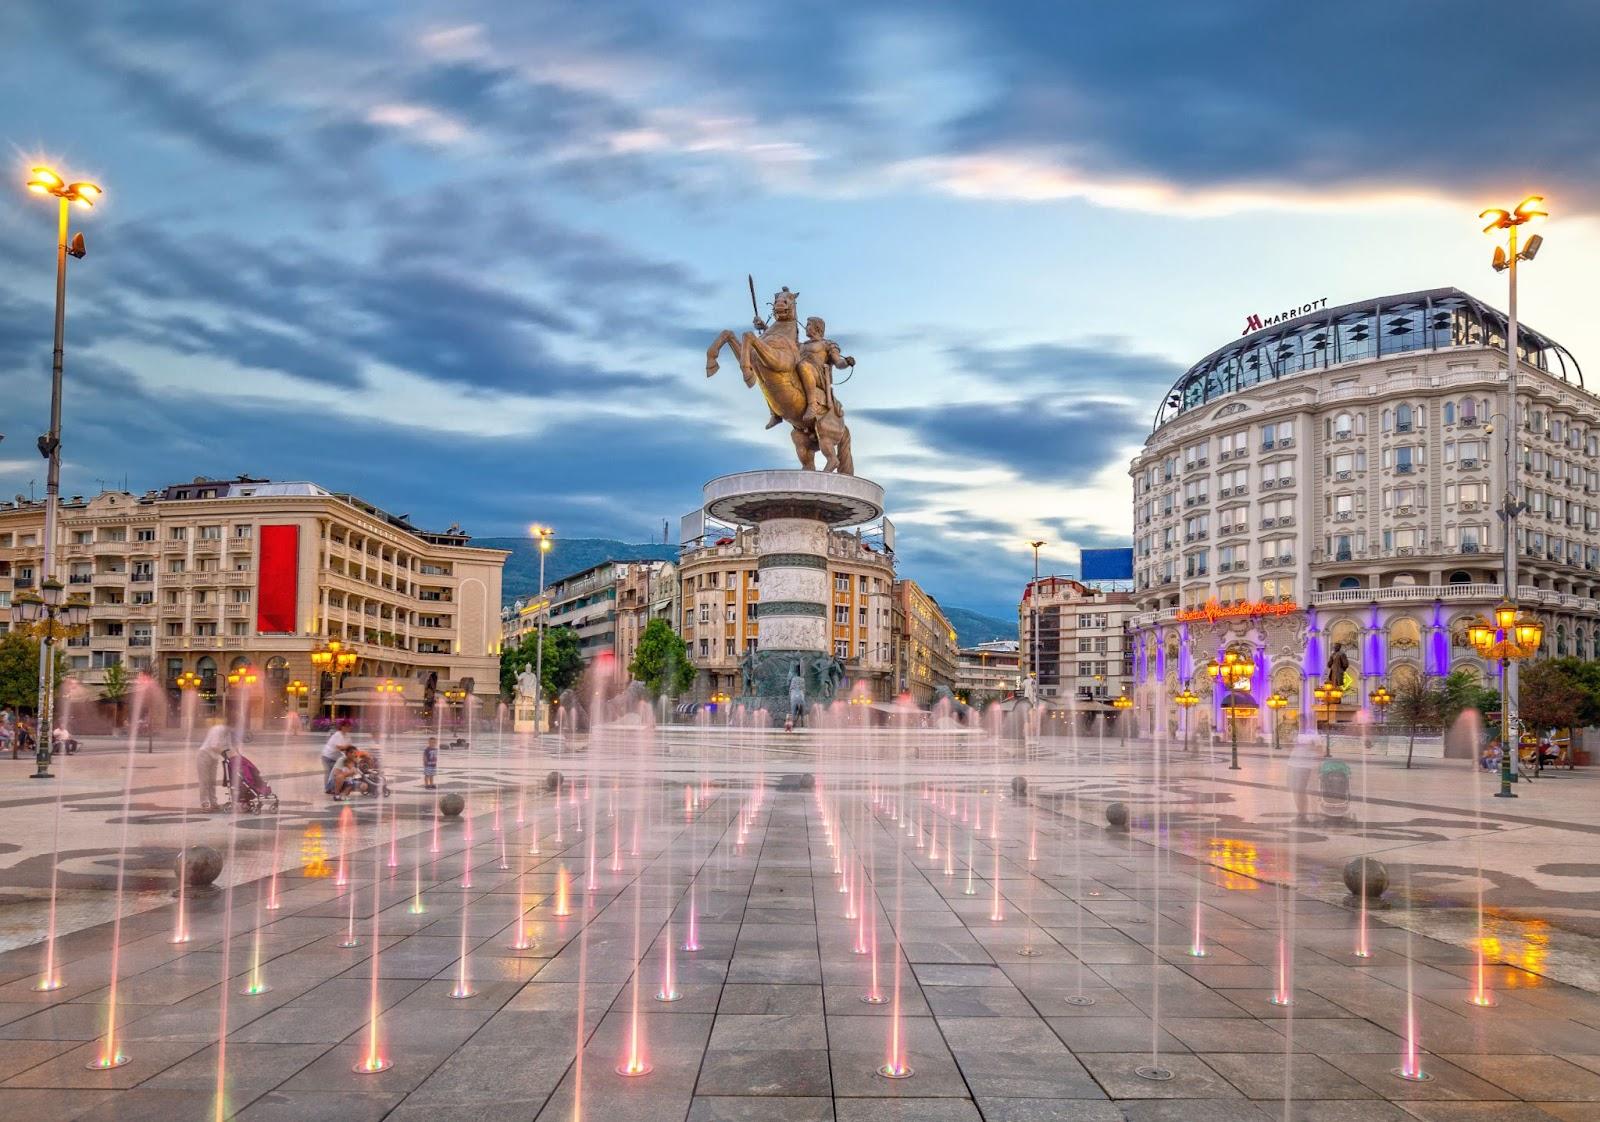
xmin=1460 ymin=397 xmax=1477 ymax=423
xmin=1448 ymin=570 xmax=1473 ymax=584
xmin=1557 ymin=626 xmax=1568 ymax=656
xmin=1577 ymin=629 xmax=1588 ymax=659
xmin=1444 ymin=401 xmax=1456 ymax=424
xmin=1396 ymin=403 xmax=1413 ymax=432
xmin=1338 ymin=576 xmax=1362 ymax=590
xmin=1334 ymin=412 xmax=1354 ymax=437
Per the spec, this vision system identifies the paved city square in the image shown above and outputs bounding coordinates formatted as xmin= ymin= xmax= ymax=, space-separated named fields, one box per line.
xmin=1 ymin=730 xmax=1598 ymax=1120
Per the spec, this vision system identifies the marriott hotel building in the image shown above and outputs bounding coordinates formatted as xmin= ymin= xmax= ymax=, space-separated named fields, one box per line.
xmin=1128 ymin=287 xmax=1594 ymax=737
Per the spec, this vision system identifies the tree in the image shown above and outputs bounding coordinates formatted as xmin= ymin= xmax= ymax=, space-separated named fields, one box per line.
xmin=1389 ymin=670 xmax=1491 ymax=769
xmin=499 ymin=626 xmax=585 ymax=703
xmin=1389 ymin=677 xmax=1435 ymax=771
xmin=101 ymin=661 xmax=130 ymax=730
xmin=0 ymin=631 xmax=65 ymax=712
xmin=1519 ymin=660 xmax=1586 ymax=736
xmin=628 ymin=618 xmax=694 ymax=697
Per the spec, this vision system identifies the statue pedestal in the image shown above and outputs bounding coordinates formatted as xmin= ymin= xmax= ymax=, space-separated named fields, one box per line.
xmin=703 ymin=470 xmax=885 ymax=718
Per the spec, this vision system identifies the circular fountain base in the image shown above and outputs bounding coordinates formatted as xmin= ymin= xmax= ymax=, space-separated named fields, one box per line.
xmin=876 ymin=1063 xmax=914 ymax=1079
xmin=353 ymin=1057 xmax=393 ymax=1075
xmin=1392 ymin=1067 xmax=1433 ymax=1082
xmin=1063 ymin=995 xmax=1096 ymax=1006
xmin=1135 ymin=1065 xmax=1174 ymax=1081
xmin=617 ymin=1061 xmax=653 ymax=1077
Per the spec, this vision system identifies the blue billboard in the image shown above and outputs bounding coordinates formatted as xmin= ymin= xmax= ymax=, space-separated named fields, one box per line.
xmin=1080 ymin=547 xmax=1134 ymax=582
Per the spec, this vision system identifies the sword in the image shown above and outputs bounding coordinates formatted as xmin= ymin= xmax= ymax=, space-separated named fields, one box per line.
xmin=748 ymin=274 xmax=766 ymax=329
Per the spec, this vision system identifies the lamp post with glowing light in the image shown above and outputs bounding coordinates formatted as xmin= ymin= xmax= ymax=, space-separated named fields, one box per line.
xmin=1368 ymin=685 xmax=1392 ymax=728
xmin=9 ymin=579 xmax=89 ymax=779
xmin=1467 ymin=600 xmax=1543 ymax=798
xmin=225 ymin=664 xmax=259 ymax=729
xmin=1479 ymin=195 xmax=1546 ymax=782
xmin=1312 ymin=681 xmax=1344 ymax=757
xmin=285 ymin=679 xmax=310 ymax=722
xmin=22 ymin=165 xmax=101 ymax=773
xmin=531 ymin=525 xmax=554 ymax=732
xmin=310 ymin=639 xmax=358 ymax=719
xmin=1266 ymin=691 xmax=1289 ymax=752
xmin=1207 ymin=650 xmax=1256 ymax=771
xmin=1112 ymin=691 xmax=1133 ymax=745
xmin=1174 ymin=686 xmax=1199 ymax=756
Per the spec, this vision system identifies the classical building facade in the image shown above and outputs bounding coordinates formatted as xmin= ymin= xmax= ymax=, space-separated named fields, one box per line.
xmin=0 ymin=478 xmax=506 ymax=723
xmin=955 ymin=639 xmax=1020 ymax=703
xmin=1127 ymin=287 xmax=1595 ymax=737
xmin=893 ymin=578 xmax=958 ymax=705
xmin=678 ymin=527 xmax=897 ymax=701
xmin=1018 ymin=577 xmax=1134 ymax=707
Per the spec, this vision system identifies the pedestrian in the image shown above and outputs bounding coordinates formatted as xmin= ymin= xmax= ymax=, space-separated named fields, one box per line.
xmin=329 ymin=744 xmax=366 ymax=801
xmin=1286 ymin=731 xmax=1321 ymax=822
xmin=196 ymin=719 xmax=233 ymax=811
xmin=1 ymin=706 xmax=14 ymax=756
xmin=320 ymin=719 xmax=354 ymax=797
xmin=422 ymin=735 xmax=439 ymax=790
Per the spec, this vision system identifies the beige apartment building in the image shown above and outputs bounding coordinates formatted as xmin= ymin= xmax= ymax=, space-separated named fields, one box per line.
xmin=679 ymin=527 xmax=897 ymax=701
xmin=1018 ymin=576 xmax=1135 ymax=708
xmin=0 ymin=477 xmax=506 ymax=725
xmin=894 ymin=578 xmax=959 ymax=705
xmin=955 ymin=639 xmax=1020 ymax=704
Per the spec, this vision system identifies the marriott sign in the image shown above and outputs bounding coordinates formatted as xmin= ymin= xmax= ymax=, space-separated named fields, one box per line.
xmin=1242 ymin=297 xmax=1329 ymax=335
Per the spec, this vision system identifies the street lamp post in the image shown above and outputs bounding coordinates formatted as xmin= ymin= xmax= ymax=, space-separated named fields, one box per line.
xmin=531 ymin=526 xmax=554 ymax=733
xmin=1368 ymin=686 xmax=1392 ymax=744
xmin=310 ymin=639 xmax=358 ymax=719
xmin=22 ymin=166 xmax=101 ymax=774
xmin=1312 ymin=681 xmax=1344 ymax=757
xmin=9 ymin=578 xmax=90 ymax=778
xmin=1112 ymin=691 xmax=1133 ymax=745
xmin=1467 ymin=601 xmax=1543 ymax=798
xmin=1174 ymin=686 xmax=1199 ymax=755
xmin=1266 ymin=691 xmax=1289 ymax=752
xmin=1478 ymin=195 xmax=1546 ymax=791
xmin=1206 ymin=650 xmax=1255 ymax=771
xmin=1027 ymin=541 xmax=1046 ymax=721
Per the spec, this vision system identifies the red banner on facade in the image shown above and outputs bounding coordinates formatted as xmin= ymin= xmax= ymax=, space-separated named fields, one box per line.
xmin=257 ymin=524 xmax=299 ymax=634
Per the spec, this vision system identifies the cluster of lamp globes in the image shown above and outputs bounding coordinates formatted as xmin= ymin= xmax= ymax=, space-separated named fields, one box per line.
xmin=1466 ymin=601 xmax=1544 ymax=662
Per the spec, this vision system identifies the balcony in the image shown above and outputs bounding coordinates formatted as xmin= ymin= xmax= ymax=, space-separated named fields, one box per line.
xmin=68 ymin=574 xmax=93 ymax=585
xmin=1395 ymin=463 xmax=1415 ymax=475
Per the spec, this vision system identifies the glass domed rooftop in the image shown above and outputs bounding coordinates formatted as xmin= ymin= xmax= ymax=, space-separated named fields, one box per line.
xmin=1153 ymin=287 xmax=1583 ymax=431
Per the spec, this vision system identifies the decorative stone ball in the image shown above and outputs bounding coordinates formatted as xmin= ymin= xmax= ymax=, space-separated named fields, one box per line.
xmin=439 ymin=792 xmax=466 ymax=818
xmin=1010 ymin=776 xmax=1028 ymax=797
xmin=545 ymin=770 xmax=563 ymax=793
xmin=174 ymin=845 xmax=223 ymax=887
xmin=1343 ymin=856 xmax=1388 ymax=900
xmin=1105 ymin=802 xmax=1129 ymax=830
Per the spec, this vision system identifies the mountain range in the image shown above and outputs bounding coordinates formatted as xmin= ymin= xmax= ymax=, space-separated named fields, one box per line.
xmin=474 ymin=536 xmax=1015 ymax=648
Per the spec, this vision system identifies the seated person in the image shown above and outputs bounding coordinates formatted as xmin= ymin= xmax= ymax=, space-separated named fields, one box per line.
xmin=329 ymin=746 xmax=370 ymax=799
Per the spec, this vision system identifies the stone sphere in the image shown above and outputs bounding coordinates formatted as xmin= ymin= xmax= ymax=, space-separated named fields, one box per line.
xmin=1343 ymin=857 xmax=1388 ymax=900
xmin=174 ymin=845 xmax=223 ymax=887
xmin=545 ymin=770 xmax=563 ymax=793
xmin=1105 ymin=802 xmax=1129 ymax=830
xmin=1010 ymin=776 xmax=1028 ymax=797
xmin=439 ymin=792 xmax=466 ymax=818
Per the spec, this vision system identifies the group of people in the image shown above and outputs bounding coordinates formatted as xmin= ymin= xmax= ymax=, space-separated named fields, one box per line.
xmin=317 ymin=719 xmax=438 ymax=802
xmin=1 ymin=707 xmax=78 ymax=760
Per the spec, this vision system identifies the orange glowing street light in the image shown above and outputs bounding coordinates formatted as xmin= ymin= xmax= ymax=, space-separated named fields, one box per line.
xmin=22 ymin=162 xmax=103 ymax=786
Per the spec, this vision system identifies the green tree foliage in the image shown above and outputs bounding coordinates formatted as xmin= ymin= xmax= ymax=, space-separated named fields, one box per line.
xmin=1540 ymin=657 xmax=1600 ymax=727
xmin=1388 ymin=669 xmax=1494 ymax=769
xmin=101 ymin=661 xmax=129 ymax=728
xmin=499 ymin=626 xmax=585 ymax=702
xmin=1519 ymin=660 xmax=1588 ymax=733
xmin=628 ymin=618 xmax=694 ymax=697
xmin=0 ymin=631 xmax=65 ymax=712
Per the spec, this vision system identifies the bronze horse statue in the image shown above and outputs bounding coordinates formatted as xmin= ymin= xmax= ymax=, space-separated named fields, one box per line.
xmin=707 ymin=286 xmax=854 ymax=474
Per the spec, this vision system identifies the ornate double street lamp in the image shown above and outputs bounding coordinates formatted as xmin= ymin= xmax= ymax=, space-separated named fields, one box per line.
xmin=1266 ymin=691 xmax=1289 ymax=752
xmin=1207 ymin=650 xmax=1255 ymax=771
xmin=10 ymin=578 xmax=90 ymax=779
xmin=175 ymin=670 xmax=202 ymax=693
xmin=310 ymin=639 xmax=358 ymax=718
xmin=1467 ymin=601 xmax=1543 ymax=798
xmin=1112 ymin=691 xmax=1133 ymax=745
xmin=1312 ymin=681 xmax=1344 ymax=757
xmin=1174 ymin=686 xmax=1199 ymax=755
xmin=1369 ymin=685 xmax=1393 ymax=728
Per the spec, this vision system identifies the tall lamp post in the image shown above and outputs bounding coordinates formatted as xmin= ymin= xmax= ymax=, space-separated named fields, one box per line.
xmin=531 ymin=525 xmax=554 ymax=733
xmin=1266 ymin=691 xmax=1289 ymax=752
xmin=1174 ymin=686 xmax=1199 ymax=755
xmin=9 ymin=579 xmax=90 ymax=778
xmin=1368 ymin=685 xmax=1392 ymax=736
xmin=1112 ymin=691 xmax=1133 ymax=745
xmin=1312 ymin=681 xmax=1344 ymax=757
xmin=1479 ymin=195 xmax=1545 ymax=787
xmin=1467 ymin=601 xmax=1543 ymax=798
xmin=1206 ymin=650 xmax=1255 ymax=771
xmin=310 ymin=639 xmax=358 ymax=719
xmin=1026 ymin=541 xmax=1047 ymax=721
xmin=22 ymin=166 xmax=101 ymax=775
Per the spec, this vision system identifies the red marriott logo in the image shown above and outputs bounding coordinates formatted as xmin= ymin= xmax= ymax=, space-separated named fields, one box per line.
xmin=1242 ymin=297 xmax=1328 ymax=335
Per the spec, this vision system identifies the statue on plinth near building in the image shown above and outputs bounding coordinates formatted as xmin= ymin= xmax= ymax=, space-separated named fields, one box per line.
xmin=707 ymin=281 xmax=856 ymax=474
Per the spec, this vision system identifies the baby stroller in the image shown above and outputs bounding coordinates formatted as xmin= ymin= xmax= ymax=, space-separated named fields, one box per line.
xmin=350 ymin=748 xmax=392 ymax=799
xmin=1318 ymin=759 xmax=1352 ymax=820
xmin=223 ymin=751 xmax=280 ymax=814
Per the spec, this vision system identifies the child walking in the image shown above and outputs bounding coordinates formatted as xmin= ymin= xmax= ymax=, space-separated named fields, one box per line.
xmin=422 ymin=736 xmax=439 ymax=789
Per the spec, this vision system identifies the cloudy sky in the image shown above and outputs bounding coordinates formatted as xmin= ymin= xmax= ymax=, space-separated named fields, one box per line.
xmin=2 ymin=2 xmax=1597 ymax=618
